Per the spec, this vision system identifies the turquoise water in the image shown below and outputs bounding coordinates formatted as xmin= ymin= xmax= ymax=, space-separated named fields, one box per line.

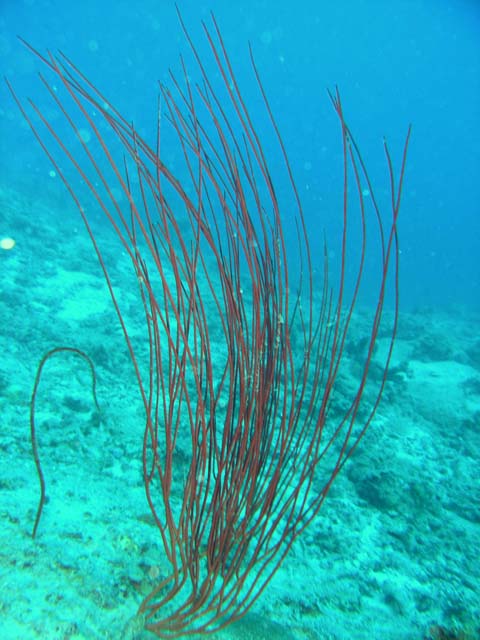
xmin=0 ymin=1 xmax=479 ymax=639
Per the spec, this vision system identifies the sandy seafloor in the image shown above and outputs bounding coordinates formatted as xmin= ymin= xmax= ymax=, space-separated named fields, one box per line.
xmin=0 ymin=184 xmax=479 ymax=640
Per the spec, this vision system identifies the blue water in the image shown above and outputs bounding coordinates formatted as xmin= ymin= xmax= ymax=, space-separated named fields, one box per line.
xmin=1 ymin=0 xmax=479 ymax=310
xmin=1 ymin=2 xmax=479 ymax=640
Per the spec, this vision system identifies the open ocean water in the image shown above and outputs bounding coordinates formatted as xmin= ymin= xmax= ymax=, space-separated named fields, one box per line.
xmin=0 ymin=1 xmax=479 ymax=639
